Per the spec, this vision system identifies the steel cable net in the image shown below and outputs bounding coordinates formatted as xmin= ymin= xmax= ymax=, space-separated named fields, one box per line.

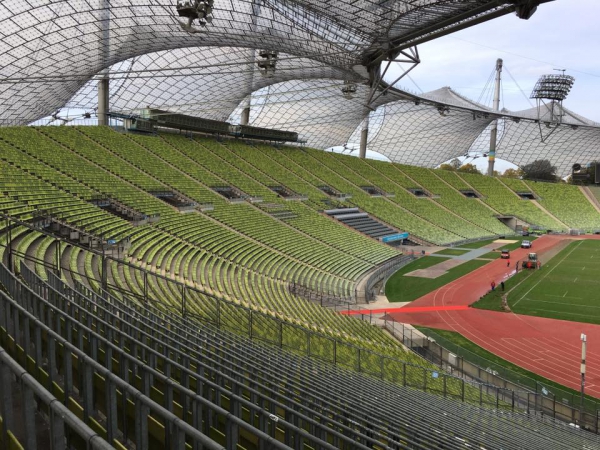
xmin=65 ymin=47 xmax=354 ymax=121
xmin=497 ymin=104 xmax=600 ymax=178
xmin=234 ymin=79 xmax=406 ymax=148
xmin=346 ymin=87 xmax=600 ymax=175
xmin=360 ymin=87 xmax=494 ymax=166
xmin=0 ymin=0 xmax=538 ymax=124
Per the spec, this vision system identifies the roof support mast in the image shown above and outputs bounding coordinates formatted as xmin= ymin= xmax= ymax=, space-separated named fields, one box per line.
xmin=488 ymin=58 xmax=502 ymax=176
xmin=241 ymin=0 xmax=262 ymax=126
xmin=98 ymin=0 xmax=110 ymax=126
xmin=359 ymin=115 xmax=369 ymax=159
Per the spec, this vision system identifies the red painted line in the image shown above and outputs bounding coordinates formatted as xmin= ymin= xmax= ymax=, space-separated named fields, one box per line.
xmin=340 ymin=304 xmax=469 ymax=316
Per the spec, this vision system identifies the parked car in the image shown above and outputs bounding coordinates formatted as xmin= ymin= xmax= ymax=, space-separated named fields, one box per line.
xmin=500 ymin=249 xmax=510 ymax=259
xmin=521 ymin=240 xmax=532 ymax=249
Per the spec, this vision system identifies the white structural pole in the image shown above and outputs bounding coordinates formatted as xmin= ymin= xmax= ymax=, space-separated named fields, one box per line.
xmin=98 ymin=0 xmax=110 ymax=126
xmin=487 ymin=58 xmax=503 ymax=176
xmin=241 ymin=0 xmax=261 ymax=126
xmin=98 ymin=78 xmax=110 ymax=126
xmin=581 ymin=333 xmax=587 ymax=414
xmin=240 ymin=97 xmax=251 ymax=125
xmin=359 ymin=115 xmax=369 ymax=159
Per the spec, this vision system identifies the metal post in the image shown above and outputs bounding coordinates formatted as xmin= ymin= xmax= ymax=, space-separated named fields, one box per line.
xmin=101 ymin=246 xmax=108 ymax=292
xmin=7 ymin=216 xmax=13 ymax=272
xmin=56 ymin=239 xmax=61 ymax=279
xmin=97 ymin=0 xmax=110 ymax=127
xmin=488 ymin=58 xmax=503 ymax=176
xmin=359 ymin=115 xmax=369 ymax=159
xmin=581 ymin=333 xmax=587 ymax=414
xmin=240 ymin=98 xmax=251 ymax=126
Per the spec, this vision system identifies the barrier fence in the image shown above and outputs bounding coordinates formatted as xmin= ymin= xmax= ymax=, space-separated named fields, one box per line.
xmin=362 ymin=254 xmax=415 ymax=302
xmin=382 ymin=320 xmax=600 ymax=432
xmin=0 ymin=346 xmax=115 ymax=450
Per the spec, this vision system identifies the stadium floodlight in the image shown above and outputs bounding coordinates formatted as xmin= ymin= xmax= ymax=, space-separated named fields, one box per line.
xmin=530 ymin=73 xmax=575 ymax=142
xmin=257 ymin=50 xmax=279 ymax=78
xmin=177 ymin=0 xmax=214 ymax=29
xmin=341 ymin=81 xmax=358 ymax=99
xmin=530 ymin=74 xmax=575 ymax=101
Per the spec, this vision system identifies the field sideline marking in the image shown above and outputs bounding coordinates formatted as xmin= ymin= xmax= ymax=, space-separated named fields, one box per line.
xmin=521 ymin=298 xmax=598 ymax=308
xmin=545 ymin=294 xmax=582 ymax=300
xmin=513 ymin=241 xmax=584 ymax=307
xmin=523 ymin=307 xmax=600 ymax=319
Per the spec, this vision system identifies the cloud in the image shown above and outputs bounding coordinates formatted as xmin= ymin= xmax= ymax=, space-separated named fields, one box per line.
xmin=391 ymin=0 xmax=600 ymax=122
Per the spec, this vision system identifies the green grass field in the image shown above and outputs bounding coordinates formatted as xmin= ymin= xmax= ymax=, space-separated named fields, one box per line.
xmin=508 ymin=240 xmax=600 ymax=324
xmin=385 ymin=257 xmax=488 ymax=303
xmin=434 ymin=248 xmax=470 ymax=256
xmin=455 ymin=239 xmax=497 ymax=249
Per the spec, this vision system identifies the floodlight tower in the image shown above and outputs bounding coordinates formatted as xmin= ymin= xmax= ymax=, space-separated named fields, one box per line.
xmin=530 ymin=72 xmax=575 ymax=142
xmin=487 ymin=58 xmax=502 ymax=177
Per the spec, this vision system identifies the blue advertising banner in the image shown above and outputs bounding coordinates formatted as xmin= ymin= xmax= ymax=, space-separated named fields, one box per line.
xmin=381 ymin=233 xmax=409 ymax=243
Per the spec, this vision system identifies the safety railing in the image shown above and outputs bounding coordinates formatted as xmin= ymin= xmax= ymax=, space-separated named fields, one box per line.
xmin=0 ymin=346 xmax=115 ymax=450
xmin=6 ymin=262 xmax=397 ymax=450
xmin=362 ymin=254 xmax=415 ymax=302
xmin=384 ymin=320 xmax=600 ymax=433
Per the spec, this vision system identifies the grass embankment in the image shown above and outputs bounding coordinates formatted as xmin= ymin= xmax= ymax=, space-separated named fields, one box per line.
xmin=385 ymin=257 xmax=488 ymax=303
xmin=456 ymin=239 xmax=498 ymax=249
xmin=434 ymin=248 xmax=470 ymax=256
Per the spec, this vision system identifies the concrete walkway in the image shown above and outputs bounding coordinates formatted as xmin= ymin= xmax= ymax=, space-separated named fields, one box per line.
xmin=430 ymin=240 xmax=516 ymax=261
xmin=430 ymin=246 xmax=494 ymax=260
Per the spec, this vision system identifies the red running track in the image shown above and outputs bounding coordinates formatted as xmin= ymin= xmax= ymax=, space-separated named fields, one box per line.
xmin=385 ymin=234 xmax=600 ymax=397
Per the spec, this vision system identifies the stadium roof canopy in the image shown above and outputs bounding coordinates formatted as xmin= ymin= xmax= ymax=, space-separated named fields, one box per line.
xmin=3 ymin=0 xmax=597 ymax=176
xmin=0 ymin=0 xmax=553 ymax=125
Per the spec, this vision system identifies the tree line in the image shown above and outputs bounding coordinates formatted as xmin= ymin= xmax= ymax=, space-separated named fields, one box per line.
xmin=439 ymin=158 xmax=599 ymax=184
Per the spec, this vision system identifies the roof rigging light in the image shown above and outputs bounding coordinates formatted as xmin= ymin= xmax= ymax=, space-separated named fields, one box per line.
xmin=341 ymin=81 xmax=357 ymax=99
xmin=257 ymin=50 xmax=279 ymax=78
xmin=177 ymin=0 xmax=214 ymax=28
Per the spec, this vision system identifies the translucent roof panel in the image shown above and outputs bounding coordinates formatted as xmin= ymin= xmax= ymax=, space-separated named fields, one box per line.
xmin=359 ymin=89 xmax=600 ymax=176
xmin=0 ymin=0 xmax=551 ymax=124
xmin=362 ymin=88 xmax=494 ymax=167
xmin=66 ymin=47 xmax=353 ymax=121
xmin=496 ymin=117 xmax=600 ymax=179
xmin=245 ymin=79 xmax=406 ymax=148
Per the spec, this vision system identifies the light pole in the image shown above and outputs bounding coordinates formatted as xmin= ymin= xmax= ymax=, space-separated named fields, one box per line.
xmin=581 ymin=333 xmax=587 ymax=416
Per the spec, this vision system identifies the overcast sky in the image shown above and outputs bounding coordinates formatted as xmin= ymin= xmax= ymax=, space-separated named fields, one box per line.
xmin=389 ymin=0 xmax=600 ymax=123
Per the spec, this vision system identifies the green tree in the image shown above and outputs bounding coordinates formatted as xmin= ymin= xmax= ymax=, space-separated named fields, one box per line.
xmin=439 ymin=158 xmax=461 ymax=171
xmin=521 ymin=160 xmax=557 ymax=181
xmin=502 ymin=168 xmax=524 ymax=179
xmin=458 ymin=163 xmax=481 ymax=174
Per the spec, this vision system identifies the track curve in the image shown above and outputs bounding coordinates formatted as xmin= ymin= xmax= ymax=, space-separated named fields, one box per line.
xmin=386 ymin=234 xmax=600 ymax=397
